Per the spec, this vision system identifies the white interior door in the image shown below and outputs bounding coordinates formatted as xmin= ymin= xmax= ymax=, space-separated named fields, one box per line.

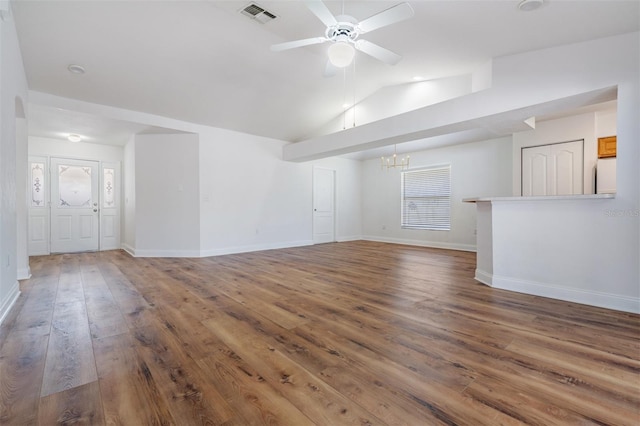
xmin=313 ymin=167 xmax=335 ymax=244
xmin=50 ymin=158 xmax=100 ymax=253
xmin=522 ymin=140 xmax=583 ymax=196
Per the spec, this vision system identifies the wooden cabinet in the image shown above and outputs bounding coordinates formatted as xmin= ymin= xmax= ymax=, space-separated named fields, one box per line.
xmin=598 ymin=136 xmax=616 ymax=158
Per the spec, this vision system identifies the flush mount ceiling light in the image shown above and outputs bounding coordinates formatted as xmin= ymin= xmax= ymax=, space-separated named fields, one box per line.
xmin=67 ymin=134 xmax=82 ymax=143
xmin=518 ymin=0 xmax=543 ymax=12
xmin=67 ymin=64 xmax=85 ymax=74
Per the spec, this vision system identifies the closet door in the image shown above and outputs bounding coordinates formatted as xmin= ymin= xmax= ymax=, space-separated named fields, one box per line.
xmin=522 ymin=140 xmax=583 ymax=196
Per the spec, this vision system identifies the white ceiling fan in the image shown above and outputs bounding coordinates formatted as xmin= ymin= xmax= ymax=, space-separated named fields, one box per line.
xmin=271 ymin=0 xmax=414 ymax=74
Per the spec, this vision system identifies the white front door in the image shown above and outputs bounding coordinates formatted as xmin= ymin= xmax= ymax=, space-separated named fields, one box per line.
xmin=313 ymin=167 xmax=335 ymax=244
xmin=50 ymin=158 xmax=100 ymax=253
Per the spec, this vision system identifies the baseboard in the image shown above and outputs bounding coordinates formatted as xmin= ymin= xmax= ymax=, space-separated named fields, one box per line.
xmin=17 ymin=267 xmax=31 ymax=281
xmin=120 ymin=243 xmax=200 ymax=258
xmin=200 ymin=240 xmax=314 ymax=257
xmin=487 ymin=273 xmax=640 ymax=314
xmin=336 ymin=235 xmax=363 ymax=243
xmin=474 ymin=269 xmax=493 ymax=286
xmin=124 ymin=240 xmax=315 ymax=258
xmin=0 ymin=281 xmax=21 ymax=327
xmin=361 ymin=235 xmax=476 ymax=252
xmin=128 ymin=248 xmax=202 ymax=258
xmin=121 ymin=243 xmax=136 ymax=257
xmin=123 ymin=237 xmax=474 ymax=258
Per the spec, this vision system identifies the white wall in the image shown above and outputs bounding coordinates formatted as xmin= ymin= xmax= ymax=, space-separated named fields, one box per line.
xmin=362 ymin=137 xmax=512 ymax=251
xmin=16 ymin=113 xmax=28 ymax=279
xmin=313 ymin=73 xmax=473 ymax=139
xmin=0 ymin=7 xmax=29 ymax=325
xmin=133 ymin=133 xmax=200 ymax=256
xmin=199 ymin=130 xmax=310 ymax=255
xmin=198 ymin=129 xmax=363 ymax=256
xmin=123 ymin=135 xmax=135 ymax=250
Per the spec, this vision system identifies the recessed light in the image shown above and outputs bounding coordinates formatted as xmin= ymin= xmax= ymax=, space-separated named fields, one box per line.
xmin=518 ymin=0 xmax=543 ymax=12
xmin=413 ymin=76 xmax=424 ymax=81
xmin=67 ymin=64 xmax=85 ymax=74
xmin=68 ymin=134 xmax=82 ymax=143
xmin=342 ymin=103 xmax=351 ymax=109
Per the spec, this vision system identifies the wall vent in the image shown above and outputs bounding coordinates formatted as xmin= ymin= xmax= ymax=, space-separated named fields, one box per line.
xmin=240 ymin=3 xmax=277 ymax=24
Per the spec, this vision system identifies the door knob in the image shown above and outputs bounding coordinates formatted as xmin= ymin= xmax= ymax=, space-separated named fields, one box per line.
xmin=93 ymin=208 xmax=98 ymax=213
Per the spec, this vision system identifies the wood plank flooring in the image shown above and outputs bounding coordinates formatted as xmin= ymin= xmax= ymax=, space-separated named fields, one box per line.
xmin=0 ymin=241 xmax=638 ymax=425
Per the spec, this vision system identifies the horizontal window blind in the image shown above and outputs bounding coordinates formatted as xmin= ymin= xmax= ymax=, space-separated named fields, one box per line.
xmin=401 ymin=166 xmax=451 ymax=230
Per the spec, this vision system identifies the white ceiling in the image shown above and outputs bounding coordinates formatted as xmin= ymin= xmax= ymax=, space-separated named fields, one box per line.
xmin=12 ymin=0 xmax=640 ymax=148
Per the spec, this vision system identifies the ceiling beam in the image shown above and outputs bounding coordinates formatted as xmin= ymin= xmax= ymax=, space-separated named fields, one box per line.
xmin=283 ymin=86 xmax=617 ymax=162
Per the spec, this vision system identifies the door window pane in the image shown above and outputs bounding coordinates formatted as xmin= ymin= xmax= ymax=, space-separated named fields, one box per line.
xmin=103 ymin=168 xmax=115 ymax=208
xmin=31 ymin=162 xmax=45 ymax=207
xmin=58 ymin=165 xmax=92 ymax=207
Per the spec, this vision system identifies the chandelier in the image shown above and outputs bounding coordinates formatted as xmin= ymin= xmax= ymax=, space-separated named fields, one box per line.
xmin=381 ymin=145 xmax=410 ymax=170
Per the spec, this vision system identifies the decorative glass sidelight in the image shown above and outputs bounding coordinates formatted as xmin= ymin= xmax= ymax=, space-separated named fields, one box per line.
xmin=31 ymin=162 xmax=45 ymax=207
xmin=103 ymin=168 xmax=115 ymax=208
xmin=58 ymin=165 xmax=92 ymax=207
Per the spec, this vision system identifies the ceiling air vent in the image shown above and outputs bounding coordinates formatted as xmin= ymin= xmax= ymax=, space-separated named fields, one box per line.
xmin=240 ymin=3 xmax=277 ymax=24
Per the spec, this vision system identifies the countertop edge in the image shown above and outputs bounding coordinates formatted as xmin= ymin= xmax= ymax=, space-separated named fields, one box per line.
xmin=463 ymin=194 xmax=616 ymax=203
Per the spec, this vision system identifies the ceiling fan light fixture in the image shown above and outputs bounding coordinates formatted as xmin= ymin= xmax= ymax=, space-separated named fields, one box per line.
xmin=328 ymin=41 xmax=355 ymax=68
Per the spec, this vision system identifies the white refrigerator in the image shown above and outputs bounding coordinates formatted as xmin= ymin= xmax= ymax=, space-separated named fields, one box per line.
xmin=596 ymin=158 xmax=616 ymax=194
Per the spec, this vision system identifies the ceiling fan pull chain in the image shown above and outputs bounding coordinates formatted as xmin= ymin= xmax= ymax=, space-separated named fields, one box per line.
xmin=343 ymin=67 xmax=347 ymax=130
xmin=352 ymin=55 xmax=357 ymax=128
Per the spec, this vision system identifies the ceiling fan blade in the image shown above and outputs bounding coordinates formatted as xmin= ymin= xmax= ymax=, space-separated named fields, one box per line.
xmin=355 ymin=39 xmax=402 ymax=65
xmin=357 ymin=2 xmax=414 ymax=34
xmin=323 ymin=60 xmax=338 ymax=77
xmin=305 ymin=0 xmax=337 ymax=28
xmin=270 ymin=37 xmax=327 ymax=52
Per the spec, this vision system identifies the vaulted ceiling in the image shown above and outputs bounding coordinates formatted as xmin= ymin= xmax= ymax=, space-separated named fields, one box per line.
xmin=13 ymin=0 xmax=640 ymax=146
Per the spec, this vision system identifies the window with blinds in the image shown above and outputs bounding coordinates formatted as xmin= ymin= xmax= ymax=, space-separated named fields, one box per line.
xmin=401 ymin=165 xmax=451 ymax=230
